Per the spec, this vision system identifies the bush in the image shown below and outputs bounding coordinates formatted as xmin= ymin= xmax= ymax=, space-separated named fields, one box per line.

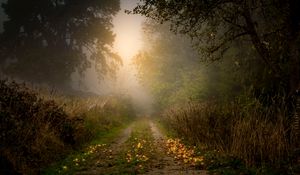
xmin=0 ymin=80 xmax=136 ymax=174
xmin=0 ymin=80 xmax=77 ymax=174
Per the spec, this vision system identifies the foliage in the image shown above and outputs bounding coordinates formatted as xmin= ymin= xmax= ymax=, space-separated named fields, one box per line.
xmin=134 ymin=21 xmax=244 ymax=108
xmin=133 ymin=22 xmax=200 ymax=108
xmin=132 ymin=0 xmax=300 ymax=97
xmin=0 ymin=80 xmax=136 ymax=174
xmin=0 ymin=0 xmax=121 ymax=88
xmin=0 ymin=80 xmax=77 ymax=174
xmin=131 ymin=1 xmax=300 ymax=173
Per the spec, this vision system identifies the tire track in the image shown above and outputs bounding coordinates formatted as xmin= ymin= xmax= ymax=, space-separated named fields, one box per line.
xmin=146 ymin=121 xmax=207 ymax=175
xmin=75 ymin=123 xmax=134 ymax=175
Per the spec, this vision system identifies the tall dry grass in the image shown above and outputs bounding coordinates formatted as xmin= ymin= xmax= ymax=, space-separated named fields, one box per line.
xmin=0 ymin=80 xmax=135 ymax=174
xmin=231 ymin=115 xmax=289 ymax=166
xmin=162 ymin=98 xmax=292 ymax=168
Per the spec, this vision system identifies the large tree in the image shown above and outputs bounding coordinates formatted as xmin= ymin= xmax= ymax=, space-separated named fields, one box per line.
xmin=0 ymin=0 xmax=121 ymax=89
xmin=132 ymin=0 xmax=300 ymax=97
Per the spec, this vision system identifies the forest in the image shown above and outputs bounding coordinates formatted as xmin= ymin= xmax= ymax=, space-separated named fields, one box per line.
xmin=0 ymin=0 xmax=300 ymax=174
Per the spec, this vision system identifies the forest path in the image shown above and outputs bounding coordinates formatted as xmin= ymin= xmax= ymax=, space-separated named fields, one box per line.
xmin=68 ymin=118 xmax=207 ymax=174
xmin=73 ymin=123 xmax=134 ymax=175
xmin=145 ymin=121 xmax=207 ymax=175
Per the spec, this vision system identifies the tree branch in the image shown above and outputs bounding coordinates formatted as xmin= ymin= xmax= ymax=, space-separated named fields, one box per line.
xmin=208 ymin=32 xmax=248 ymax=53
xmin=242 ymin=7 xmax=281 ymax=75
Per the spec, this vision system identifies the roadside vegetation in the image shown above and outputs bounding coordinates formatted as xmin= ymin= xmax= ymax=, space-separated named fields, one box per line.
xmin=0 ymin=80 xmax=136 ymax=174
xmin=160 ymin=99 xmax=298 ymax=174
xmin=43 ymin=127 xmax=126 ymax=175
xmin=1 ymin=0 xmax=300 ymax=174
xmin=44 ymin=119 xmax=158 ymax=175
xmin=132 ymin=1 xmax=300 ymax=173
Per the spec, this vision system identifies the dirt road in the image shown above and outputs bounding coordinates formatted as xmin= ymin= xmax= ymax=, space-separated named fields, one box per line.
xmin=146 ymin=121 xmax=206 ymax=175
xmin=70 ymin=118 xmax=207 ymax=175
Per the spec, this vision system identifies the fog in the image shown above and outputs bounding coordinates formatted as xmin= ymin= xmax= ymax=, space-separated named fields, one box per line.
xmin=71 ymin=0 xmax=153 ymax=114
xmin=1 ymin=1 xmax=298 ymax=173
xmin=0 ymin=0 xmax=153 ymax=114
xmin=0 ymin=0 xmax=241 ymax=114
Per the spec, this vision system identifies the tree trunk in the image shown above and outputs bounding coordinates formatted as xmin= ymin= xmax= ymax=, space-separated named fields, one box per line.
xmin=242 ymin=7 xmax=280 ymax=77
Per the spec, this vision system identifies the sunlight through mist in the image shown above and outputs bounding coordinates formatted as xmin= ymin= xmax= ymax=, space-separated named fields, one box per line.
xmin=70 ymin=0 xmax=153 ymax=114
xmin=113 ymin=0 xmax=143 ymax=62
xmin=111 ymin=0 xmax=153 ymax=114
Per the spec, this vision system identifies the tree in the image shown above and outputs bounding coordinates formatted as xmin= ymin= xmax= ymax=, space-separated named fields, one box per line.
xmin=0 ymin=0 xmax=121 ymax=89
xmin=134 ymin=21 xmax=243 ymax=109
xmin=133 ymin=21 xmax=199 ymax=108
xmin=132 ymin=0 xmax=300 ymax=96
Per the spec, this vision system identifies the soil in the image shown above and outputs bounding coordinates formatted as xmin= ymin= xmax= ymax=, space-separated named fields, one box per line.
xmin=145 ymin=121 xmax=207 ymax=175
xmin=74 ymin=119 xmax=207 ymax=175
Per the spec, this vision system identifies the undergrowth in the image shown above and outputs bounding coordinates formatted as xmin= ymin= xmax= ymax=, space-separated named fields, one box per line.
xmin=161 ymin=97 xmax=299 ymax=174
xmin=42 ymin=126 xmax=126 ymax=175
xmin=0 ymin=79 xmax=136 ymax=174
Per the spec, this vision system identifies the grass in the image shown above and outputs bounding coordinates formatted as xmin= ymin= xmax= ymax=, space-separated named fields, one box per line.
xmin=0 ymin=79 xmax=136 ymax=174
xmin=160 ymin=98 xmax=298 ymax=174
xmin=42 ymin=124 xmax=128 ymax=175
xmin=152 ymin=116 xmax=178 ymax=138
xmin=113 ymin=119 xmax=157 ymax=174
xmin=43 ymin=118 xmax=159 ymax=175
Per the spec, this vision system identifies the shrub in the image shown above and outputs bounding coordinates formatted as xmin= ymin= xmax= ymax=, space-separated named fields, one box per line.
xmin=0 ymin=80 xmax=77 ymax=174
xmin=0 ymin=80 xmax=136 ymax=174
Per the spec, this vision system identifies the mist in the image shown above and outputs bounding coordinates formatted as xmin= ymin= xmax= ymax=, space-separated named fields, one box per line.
xmin=1 ymin=0 xmax=300 ymax=174
xmin=0 ymin=0 xmax=153 ymax=114
xmin=70 ymin=0 xmax=153 ymax=114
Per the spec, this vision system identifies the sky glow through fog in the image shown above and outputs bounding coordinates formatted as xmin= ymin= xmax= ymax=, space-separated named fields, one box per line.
xmin=113 ymin=0 xmax=144 ymax=62
xmin=71 ymin=0 xmax=153 ymax=114
xmin=112 ymin=0 xmax=153 ymax=114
